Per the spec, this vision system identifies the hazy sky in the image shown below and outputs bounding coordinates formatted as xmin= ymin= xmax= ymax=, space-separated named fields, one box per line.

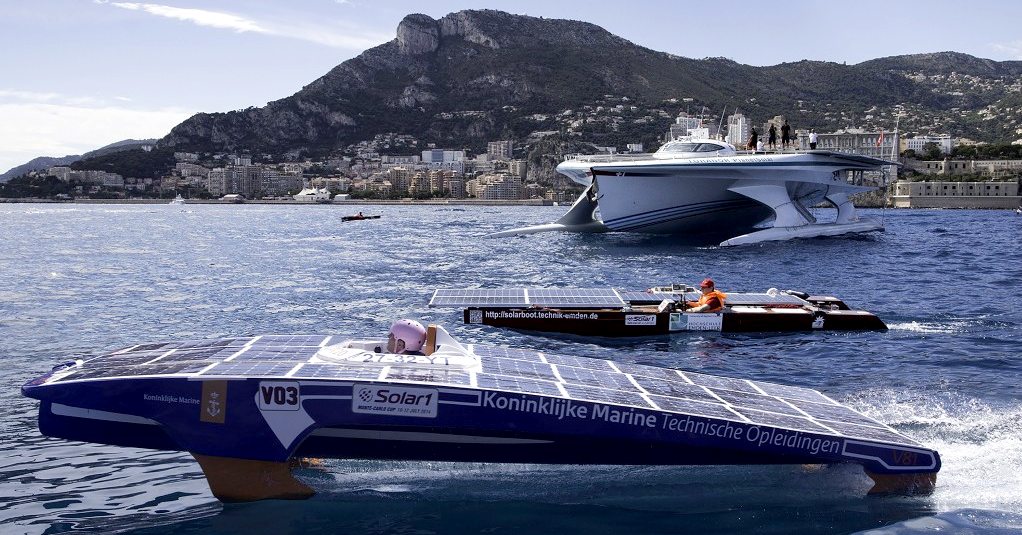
xmin=2 ymin=0 xmax=1022 ymax=173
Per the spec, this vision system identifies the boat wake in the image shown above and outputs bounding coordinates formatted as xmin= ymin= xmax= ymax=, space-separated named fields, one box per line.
xmin=846 ymin=390 xmax=1022 ymax=512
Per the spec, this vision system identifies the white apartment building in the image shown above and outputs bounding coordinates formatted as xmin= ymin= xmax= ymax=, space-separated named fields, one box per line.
xmin=905 ymin=135 xmax=954 ymax=155
xmin=727 ymin=113 xmax=750 ymax=147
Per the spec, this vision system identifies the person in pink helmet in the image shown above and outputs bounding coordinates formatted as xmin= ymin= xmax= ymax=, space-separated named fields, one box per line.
xmin=387 ymin=319 xmax=427 ymax=354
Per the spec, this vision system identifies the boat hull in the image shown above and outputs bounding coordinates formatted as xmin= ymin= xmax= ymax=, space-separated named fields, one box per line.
xmin=29 ymin=377 xmax=925 ymax=472
xmin=463 ymin=307 xmax=887 ymax=336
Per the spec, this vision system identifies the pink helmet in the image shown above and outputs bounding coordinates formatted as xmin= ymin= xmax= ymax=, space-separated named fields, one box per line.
xmin=387 ymin=319 xmax=427 ymax=353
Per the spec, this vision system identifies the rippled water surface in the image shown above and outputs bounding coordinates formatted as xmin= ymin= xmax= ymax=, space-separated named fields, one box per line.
xmin=1 ymin=203 xmax=1020 ymax=534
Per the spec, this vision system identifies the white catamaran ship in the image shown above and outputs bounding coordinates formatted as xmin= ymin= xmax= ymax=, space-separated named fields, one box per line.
xmin=493 ymin=139 xmax=892 ymax=246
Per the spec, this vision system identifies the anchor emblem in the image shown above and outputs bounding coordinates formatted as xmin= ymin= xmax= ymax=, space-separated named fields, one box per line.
xmin=206 ymin=391 xmax=221 ymax=417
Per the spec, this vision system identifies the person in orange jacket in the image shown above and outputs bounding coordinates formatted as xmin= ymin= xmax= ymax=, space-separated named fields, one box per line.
xmin=686 ymin=278 xmax=727 ymax=313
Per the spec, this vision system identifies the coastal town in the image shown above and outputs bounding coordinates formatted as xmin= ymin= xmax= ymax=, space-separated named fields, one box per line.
xmin=3 ymin=102 xmax=1020 ymax=209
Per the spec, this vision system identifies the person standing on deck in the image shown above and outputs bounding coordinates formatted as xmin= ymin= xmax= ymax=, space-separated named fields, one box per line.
xmin=809 ymin=129 xmax=819 ymax=150
xmin=768 ymin=124 xmax=778 ymax=149
xmin=781 ymin=121 xmax=791 ymax=149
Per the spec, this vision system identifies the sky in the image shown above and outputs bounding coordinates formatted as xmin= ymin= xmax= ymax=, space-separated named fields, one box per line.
xmin=2 ymin=0 xmax=1022 ymax=174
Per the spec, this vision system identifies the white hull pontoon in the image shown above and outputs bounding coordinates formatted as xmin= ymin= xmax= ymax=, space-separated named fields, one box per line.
xmin=493 ymin=141 xmax=890 ymax=246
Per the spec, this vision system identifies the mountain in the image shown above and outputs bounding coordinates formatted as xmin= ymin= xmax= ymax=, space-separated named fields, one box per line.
xmin=23 ymin=10 xmax=1022 ymax=182
xmin=1 ymin=139 xmax=159 ymax=182
xmin=158 ymin=10 xmax=1022 ymax=162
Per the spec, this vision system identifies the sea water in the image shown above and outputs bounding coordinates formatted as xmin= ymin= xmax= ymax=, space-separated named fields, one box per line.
xmin=0 ymin=203 xmax=1020 ymax=534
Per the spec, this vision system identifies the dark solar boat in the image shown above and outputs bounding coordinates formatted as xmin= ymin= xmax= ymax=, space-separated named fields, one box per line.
xmin=430 ymin=285 xmax=887 ymax=337
xmin=341 ymin=214 xmax=381 ymax=222
xmin=22 ymin=325 xmax=935 ymax=502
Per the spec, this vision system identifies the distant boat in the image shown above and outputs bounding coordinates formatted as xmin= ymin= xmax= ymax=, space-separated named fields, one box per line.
xmin=168 ymin=194 xmax=185 ymax=205
xmin=293 ymin=187 xmax=331 ymax=203
xmin=341 ymin=213 xmax=381 ymax=222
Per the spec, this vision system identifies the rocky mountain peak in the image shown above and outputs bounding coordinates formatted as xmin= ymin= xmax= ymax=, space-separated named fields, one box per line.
xmin=396 ymin=13 xmax=440 ymax=55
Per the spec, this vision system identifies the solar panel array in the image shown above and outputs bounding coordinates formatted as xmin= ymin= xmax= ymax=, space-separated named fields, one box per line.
xmin=44 ymin=334 xmax=921 ymax=448
xmin=431 ymin=288 xmax=625 ymax=308
xmin=430 ymin=288 xmax=809 ymax=308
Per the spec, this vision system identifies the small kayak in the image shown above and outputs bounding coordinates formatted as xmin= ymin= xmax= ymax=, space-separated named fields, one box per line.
xmin=341 ymin=215 xmax=381 ymax=222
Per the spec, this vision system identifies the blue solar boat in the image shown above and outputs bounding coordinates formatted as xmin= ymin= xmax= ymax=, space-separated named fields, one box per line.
xmin=22 ymin=325 xmax=938 ymax=502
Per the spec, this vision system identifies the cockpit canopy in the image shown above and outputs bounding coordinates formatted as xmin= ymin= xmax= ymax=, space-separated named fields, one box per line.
xmin=653 ymin=140 xmax=737 ymax=158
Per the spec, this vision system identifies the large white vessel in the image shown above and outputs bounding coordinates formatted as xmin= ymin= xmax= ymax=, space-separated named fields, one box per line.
xmin=293 ymin=187 xmax=331 ymax=203
xmin=493 ymin=140 xmax=891 ymax=246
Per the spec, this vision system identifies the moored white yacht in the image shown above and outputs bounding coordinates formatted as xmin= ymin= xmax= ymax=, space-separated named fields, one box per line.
xmin=293 ymin=187 xmax=331 ymax=203
xmin=492 ymin=139 xmax=891 ymax=246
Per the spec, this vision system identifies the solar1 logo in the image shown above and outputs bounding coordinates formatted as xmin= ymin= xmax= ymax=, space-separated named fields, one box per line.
xmin=352 ymin=384 xmax=439 ymax=418
xmin=625 ymin=314 xmax=657 ymax=326
xmin=257 ymin=381 xmax=301 ymax=411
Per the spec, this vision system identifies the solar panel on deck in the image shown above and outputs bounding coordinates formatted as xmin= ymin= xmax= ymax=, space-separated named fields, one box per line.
xmin=791 ymin=400 xmax=880 ymax=426
xmin=542 ymin=353 xmax=615 ymax=371
xmin=615 ymin=362 xmax=686 ymax=382
xmin=650 ymin=395 xmax=740 ymax=420
xmin=526 ymin=288 xmax=624 ymax=308
xmin=753 ymin=382 xmax=834 ymax=404
xmin=482 ymin=357 xmax=556 ymax=380
xmin=562 ymin=383 xmax=652 ymax=409
xmin=821 ymin=420 xmax=919 ymax=446
xmin=431 ymin=288 xmax=624 ymax=308
xmin=476 ymin=374 xmax=561 ymax=396
xmin=201 ymin=361 xmax=296 ymax=377
xmin=237 ymin=348 xmax=319 ymax=362
xmin=430 ymin=289 xmax=527 ymax=307
xmin=555 ymin=365 xmax=635 ymax=390
xmin=711 ymin=389 xmax=803 ymax=416
xmin=470 ymin=345 xmax=546 ymax=362
xmin=723 ymin=293 xmax=807 ymax=306
xmin=633 ymin=376 xmax=718 ymax=403
xmin=735 ymin=408 xmax=836 ymax=434
xmin=253 ymin=335 xmax=331 ymax=347
xmin=682 ymin=372 xmax=759 ymax=394
xmin=617 ymin=291 xmax=680 ymax=303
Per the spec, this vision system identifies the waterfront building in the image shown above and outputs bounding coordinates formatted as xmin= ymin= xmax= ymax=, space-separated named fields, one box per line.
xmin=891 ymin=180 xmax=1021 ymax=208
xmin=905 ymin=159 xmax=1022 ymax=178
xmin=905 ymin=134 xmax=954 ymax=155
xmin=626 ymin=143 xmax=644 ymax=153
xmin=466 ymin=173 xmax=523 ymax=200
xmin=446 ymin=174 xmax=466 ymax=199
xmin=409 ymin=171 xmax=431 ymax=196
xmin=388 ymin=167 xmax=413 ymax=193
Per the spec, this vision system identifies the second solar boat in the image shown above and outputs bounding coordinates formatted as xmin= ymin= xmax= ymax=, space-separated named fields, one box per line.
xmin=429 ymin=285 xmax=887 ymax=337
xmin=23 ymin=324 xmax=936 ymax=502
